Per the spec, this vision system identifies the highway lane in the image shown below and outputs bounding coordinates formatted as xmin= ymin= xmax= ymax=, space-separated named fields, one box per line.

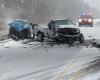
xmin=0 ymin=42 xmax=99 ymax=80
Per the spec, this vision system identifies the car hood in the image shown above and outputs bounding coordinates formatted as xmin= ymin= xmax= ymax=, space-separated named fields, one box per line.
xmin=58 ymin=25 xmax=78 ymax=29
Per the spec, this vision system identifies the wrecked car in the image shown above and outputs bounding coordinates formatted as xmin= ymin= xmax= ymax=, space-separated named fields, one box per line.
xmin=47 ymin=19 xmax=84 ymax=44
xmin=9 ymin=19 xmax=34 ymax=40
xmin=33 ymin=19 xmax=84 ymax=44
xmin=32 ymin=24 xmax=47 ymax=42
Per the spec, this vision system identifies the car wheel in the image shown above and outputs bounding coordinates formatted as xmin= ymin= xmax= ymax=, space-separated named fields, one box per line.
xmin=37 ymin=33 xmax=44 ymax=42
xmin=78 ymin=34 xmax=84 ymax=44
xmin=9 ymin=34 xmax=20 ymax=41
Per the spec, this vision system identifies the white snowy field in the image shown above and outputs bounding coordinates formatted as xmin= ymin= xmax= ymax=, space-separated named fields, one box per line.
xmin=0 ymin=24 xmax=100 ymax=80
xmin=79 ymin=25 xmax=100 ymax=40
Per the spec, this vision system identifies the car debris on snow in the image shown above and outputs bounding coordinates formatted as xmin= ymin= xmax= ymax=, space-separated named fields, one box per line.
xmin=92 ymin=40 xmax=100 ymax=48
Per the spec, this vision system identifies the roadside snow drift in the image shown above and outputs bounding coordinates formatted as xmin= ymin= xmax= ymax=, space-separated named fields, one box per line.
xmin=0 ymin=39 xmax=23 ymax=48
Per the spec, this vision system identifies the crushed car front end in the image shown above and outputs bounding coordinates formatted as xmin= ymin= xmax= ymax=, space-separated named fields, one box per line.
xmin=56 ymin=27 xmax=84 ymax=43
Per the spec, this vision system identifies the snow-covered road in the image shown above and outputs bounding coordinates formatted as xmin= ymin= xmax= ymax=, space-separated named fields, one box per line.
xmin=0 ymin=25 xmax=100 ymax=80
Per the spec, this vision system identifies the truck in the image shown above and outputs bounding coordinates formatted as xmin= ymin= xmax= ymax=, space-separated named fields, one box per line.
xmin=33 ymin=19 xmax=84 ymax=44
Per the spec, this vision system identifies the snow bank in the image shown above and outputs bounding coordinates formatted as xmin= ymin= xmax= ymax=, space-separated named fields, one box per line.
xmin=79 ymin=25 xmax=100 ymax=40
xmin=0 ymin=39 xmax=23 ymax=48
xmin=81 ymin=72 xmax=100 ymax=80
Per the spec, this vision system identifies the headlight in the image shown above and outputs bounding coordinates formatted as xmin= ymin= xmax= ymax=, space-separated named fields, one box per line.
xmin=78 ymin=19 xmax=82 ymax=22
xmin=88 ymin=19 xmax=92 ymax=22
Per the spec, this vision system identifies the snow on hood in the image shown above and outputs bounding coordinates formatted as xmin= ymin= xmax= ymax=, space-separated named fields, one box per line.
xmin=58 ymin=25 xmax=79 ymax=29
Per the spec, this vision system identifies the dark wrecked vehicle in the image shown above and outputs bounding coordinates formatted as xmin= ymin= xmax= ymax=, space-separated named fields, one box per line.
xmin=8 ymin=19 xmax=34 ymax=41
xmin=8 ymin=19 xmax=84 ymax=44
xmin=47 ymin=19 xmax=84 ymax=44
xmin=33 ymin=19 xmax=84 ymax=44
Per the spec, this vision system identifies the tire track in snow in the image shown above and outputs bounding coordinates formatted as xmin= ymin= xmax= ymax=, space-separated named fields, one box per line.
xmin=0 ymin=63 xmax=65 ymax=80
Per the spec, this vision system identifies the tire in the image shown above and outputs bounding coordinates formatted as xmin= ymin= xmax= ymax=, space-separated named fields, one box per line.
xmin=37 ymin=32 xmax=44 ymax=42
xmin=78 ymin=34 xmax=84 ymax=44
xmin=9 ymin=34 xmax=20 ymax=41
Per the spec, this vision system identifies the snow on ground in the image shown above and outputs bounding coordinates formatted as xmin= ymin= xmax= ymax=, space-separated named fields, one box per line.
xmin=0 ymin=45 xmax=99 ymax=80
xmin=81 ymin=72 xmax=100 ymax=80
xmin=79 ymin=25 xmax=100 ymax=48
xmin=0 ymin=39 xmax=23 ymax=48
xmin=79 ymin=25 xmax=100 ymax=40
xmin=0 ymin=39 xmax=40 ymax=49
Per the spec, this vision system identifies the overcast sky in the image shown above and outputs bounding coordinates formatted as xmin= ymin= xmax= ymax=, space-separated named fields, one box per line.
xmin=84 ymin=0 xmax=100 ymax=9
